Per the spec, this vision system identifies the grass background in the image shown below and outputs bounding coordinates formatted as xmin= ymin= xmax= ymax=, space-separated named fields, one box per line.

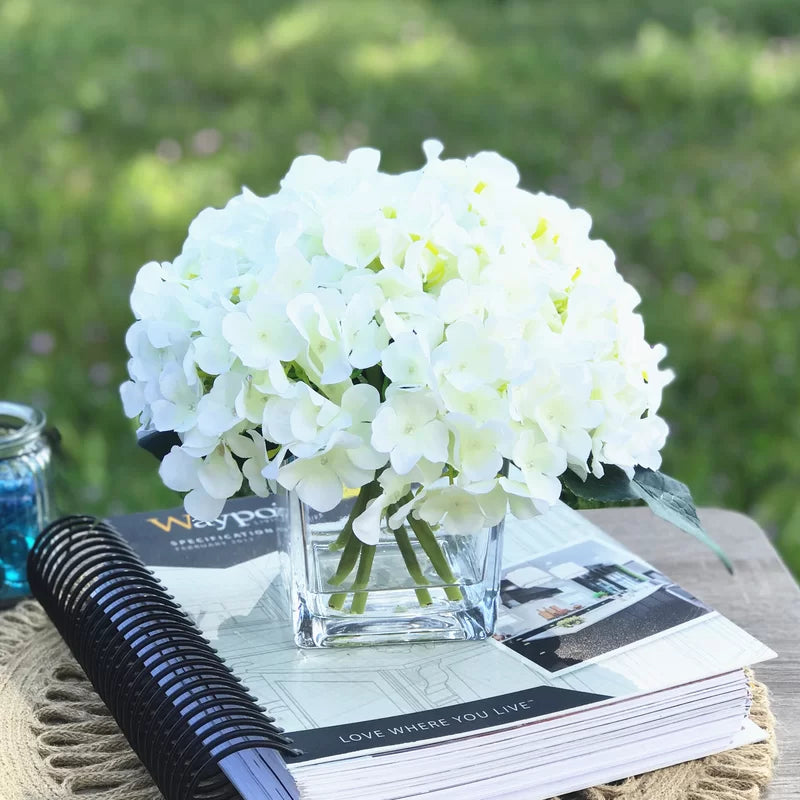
xmin=1 ymin=0 xmax=799 ymax=576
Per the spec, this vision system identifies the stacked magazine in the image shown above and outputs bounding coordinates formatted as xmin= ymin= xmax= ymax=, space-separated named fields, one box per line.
xmin=107 ymin=497 xmax=773 ymax=800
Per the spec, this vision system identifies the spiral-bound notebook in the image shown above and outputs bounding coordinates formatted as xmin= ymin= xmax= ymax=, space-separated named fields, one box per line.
xmin=29 ymin=498 xmax=775 ymax=800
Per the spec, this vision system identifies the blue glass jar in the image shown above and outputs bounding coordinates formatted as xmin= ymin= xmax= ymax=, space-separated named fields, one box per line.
xmin=0 ymin=402 xmax=52 ymax=605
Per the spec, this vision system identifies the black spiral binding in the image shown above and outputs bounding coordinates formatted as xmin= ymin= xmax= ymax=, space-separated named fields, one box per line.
xmin=28 ymin=516 xmax=301 ymax=800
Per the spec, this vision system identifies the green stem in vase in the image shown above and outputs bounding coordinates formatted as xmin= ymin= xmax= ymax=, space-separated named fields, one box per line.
xmin=327 ymin=479 xmax=382 ymax=610
xmin=407 ymin=516 xmax=463 ymax=602
xmin=327 ymin=478 xmax=464 ymax=611
xmin=393 ymin=525 xmax=433 ymax=607
xmin=350 ymin=543 xmax=376 ymax=614
xmin=327 ymin=532 xmax=361 ymax=586
xmin=329 ymin=522 xmax=354 ymax=553
xmin=329 ymin=483 xmax=375 ymax=551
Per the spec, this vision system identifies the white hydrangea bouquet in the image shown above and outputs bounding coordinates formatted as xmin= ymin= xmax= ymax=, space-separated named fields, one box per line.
xmin=122 ymin=141 xmax=726 ymax=640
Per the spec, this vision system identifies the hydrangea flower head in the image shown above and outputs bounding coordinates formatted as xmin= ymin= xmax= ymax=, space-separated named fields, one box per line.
xmin=122 ymin=141 xmax=673 ymax=535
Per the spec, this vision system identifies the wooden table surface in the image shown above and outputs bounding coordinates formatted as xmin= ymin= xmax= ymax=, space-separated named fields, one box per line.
xmin=1 ymin=507 xmax=794 ymax=799
xmin=584 ymin=507 xmax=800 ymax=800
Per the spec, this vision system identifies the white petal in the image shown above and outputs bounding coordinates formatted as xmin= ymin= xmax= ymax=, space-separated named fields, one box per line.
xmin=346 ymin=147 xmax=381 ymax=172
xmin=422 ymin=139 xmax=444 ymax=162
xmin=159 ymin=446 xmax=201 ymax=492
xmin=352 ymin=495 xmax=386 ymax=545
xmin=196 ymin=396 xmax=238 ymax=438
xmin=262 ymin=445 xmax=288 ymax=481
xmin=197 ymin=447 xmax=243 ymax=499
xmin=221 ymin=312 xmax=263 ymax=368
xmin=386 ymin=493 xmax=417 ymax=530
xmin=371 ymin=407 xmax=400 ymax=453
xmin=331 ymin=450 xmax=375 ymax=490
xmin=180 ymin=427 xmax=220 ymax=457
xmin=533 ymin=442 xmax=568 ymax=476
xmin=560 ymin=427 xmax=592 ymax=469
xmin=508 ymin=493 xmax=538 ymax=520
xmin=420 ymin=420 xmax=450 ymax=465
xmin=184 ymin=487 xmax=226 ymax=522
xmin=521 ymin=469 xmax=562 ymax=509
xmin=151 ymin=399 xmax=191 ymax=433
xmin=120 ymin=381 xmax=145 ymax=418
xmin=243 ymin=458 xmax=269 ymax=496
xmin=226 ymin=432 xmax=255 ymax=460
xmin=235 ymin=379 xmax=267 ymax=425
xmin=341 ymin=383 xmax=380 ymax=422
xmin=278 ymin=459 xmax=343 ymax=512
xmin=348 ymin=323 xmax=388 ymax=368
xmin=475 ymin=482 xmax=508 ymax=526
xmin=193 ymin=335 xmax=234 ymax=375
xmin=346 ymin=438 xmax=389 ymax=471
xmin=268 ymin=362 xmax=291 ymax=395
xmin=389 ymin=442 xmax=422 ymax=476
xmin=263 ymin=397 xmax=295 ymax=444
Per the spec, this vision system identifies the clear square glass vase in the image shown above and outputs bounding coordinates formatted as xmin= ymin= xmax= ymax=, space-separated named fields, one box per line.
xmin=288 ymin=491 xmax=503 ymax=648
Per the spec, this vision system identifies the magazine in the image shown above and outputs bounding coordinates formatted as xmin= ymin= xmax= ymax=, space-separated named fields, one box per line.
xmin=110 ymin=496 xmax=773 ymax=768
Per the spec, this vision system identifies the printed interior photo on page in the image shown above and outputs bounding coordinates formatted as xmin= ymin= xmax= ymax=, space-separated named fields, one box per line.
xmin=494 ymin=537 xmax=711 ymax=674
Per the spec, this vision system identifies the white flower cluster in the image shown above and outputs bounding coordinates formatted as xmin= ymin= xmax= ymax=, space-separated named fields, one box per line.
xmin=121 ymin=141 xmax=673 ymax=543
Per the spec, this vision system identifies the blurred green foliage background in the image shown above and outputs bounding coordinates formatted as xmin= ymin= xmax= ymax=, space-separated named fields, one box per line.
xmin=1 ymin=0 xmax=799 ymax=576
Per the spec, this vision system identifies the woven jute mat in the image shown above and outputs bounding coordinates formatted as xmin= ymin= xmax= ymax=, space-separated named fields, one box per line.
xmin=0 ymin=600 xmax=777 ymax=800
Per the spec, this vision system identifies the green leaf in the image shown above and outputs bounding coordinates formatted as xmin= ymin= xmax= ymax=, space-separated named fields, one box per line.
xmin=561 ymin=466 xmax=732 ymax=573
xmin=560 ymin=465 xmax=639 ymax=503
xmin=631 ymin=467 xmax=733 ymax=573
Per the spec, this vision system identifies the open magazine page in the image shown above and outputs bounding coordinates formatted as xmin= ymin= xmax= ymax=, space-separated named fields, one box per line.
xmin=110 ymin=498 xmax=774 ymax=763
